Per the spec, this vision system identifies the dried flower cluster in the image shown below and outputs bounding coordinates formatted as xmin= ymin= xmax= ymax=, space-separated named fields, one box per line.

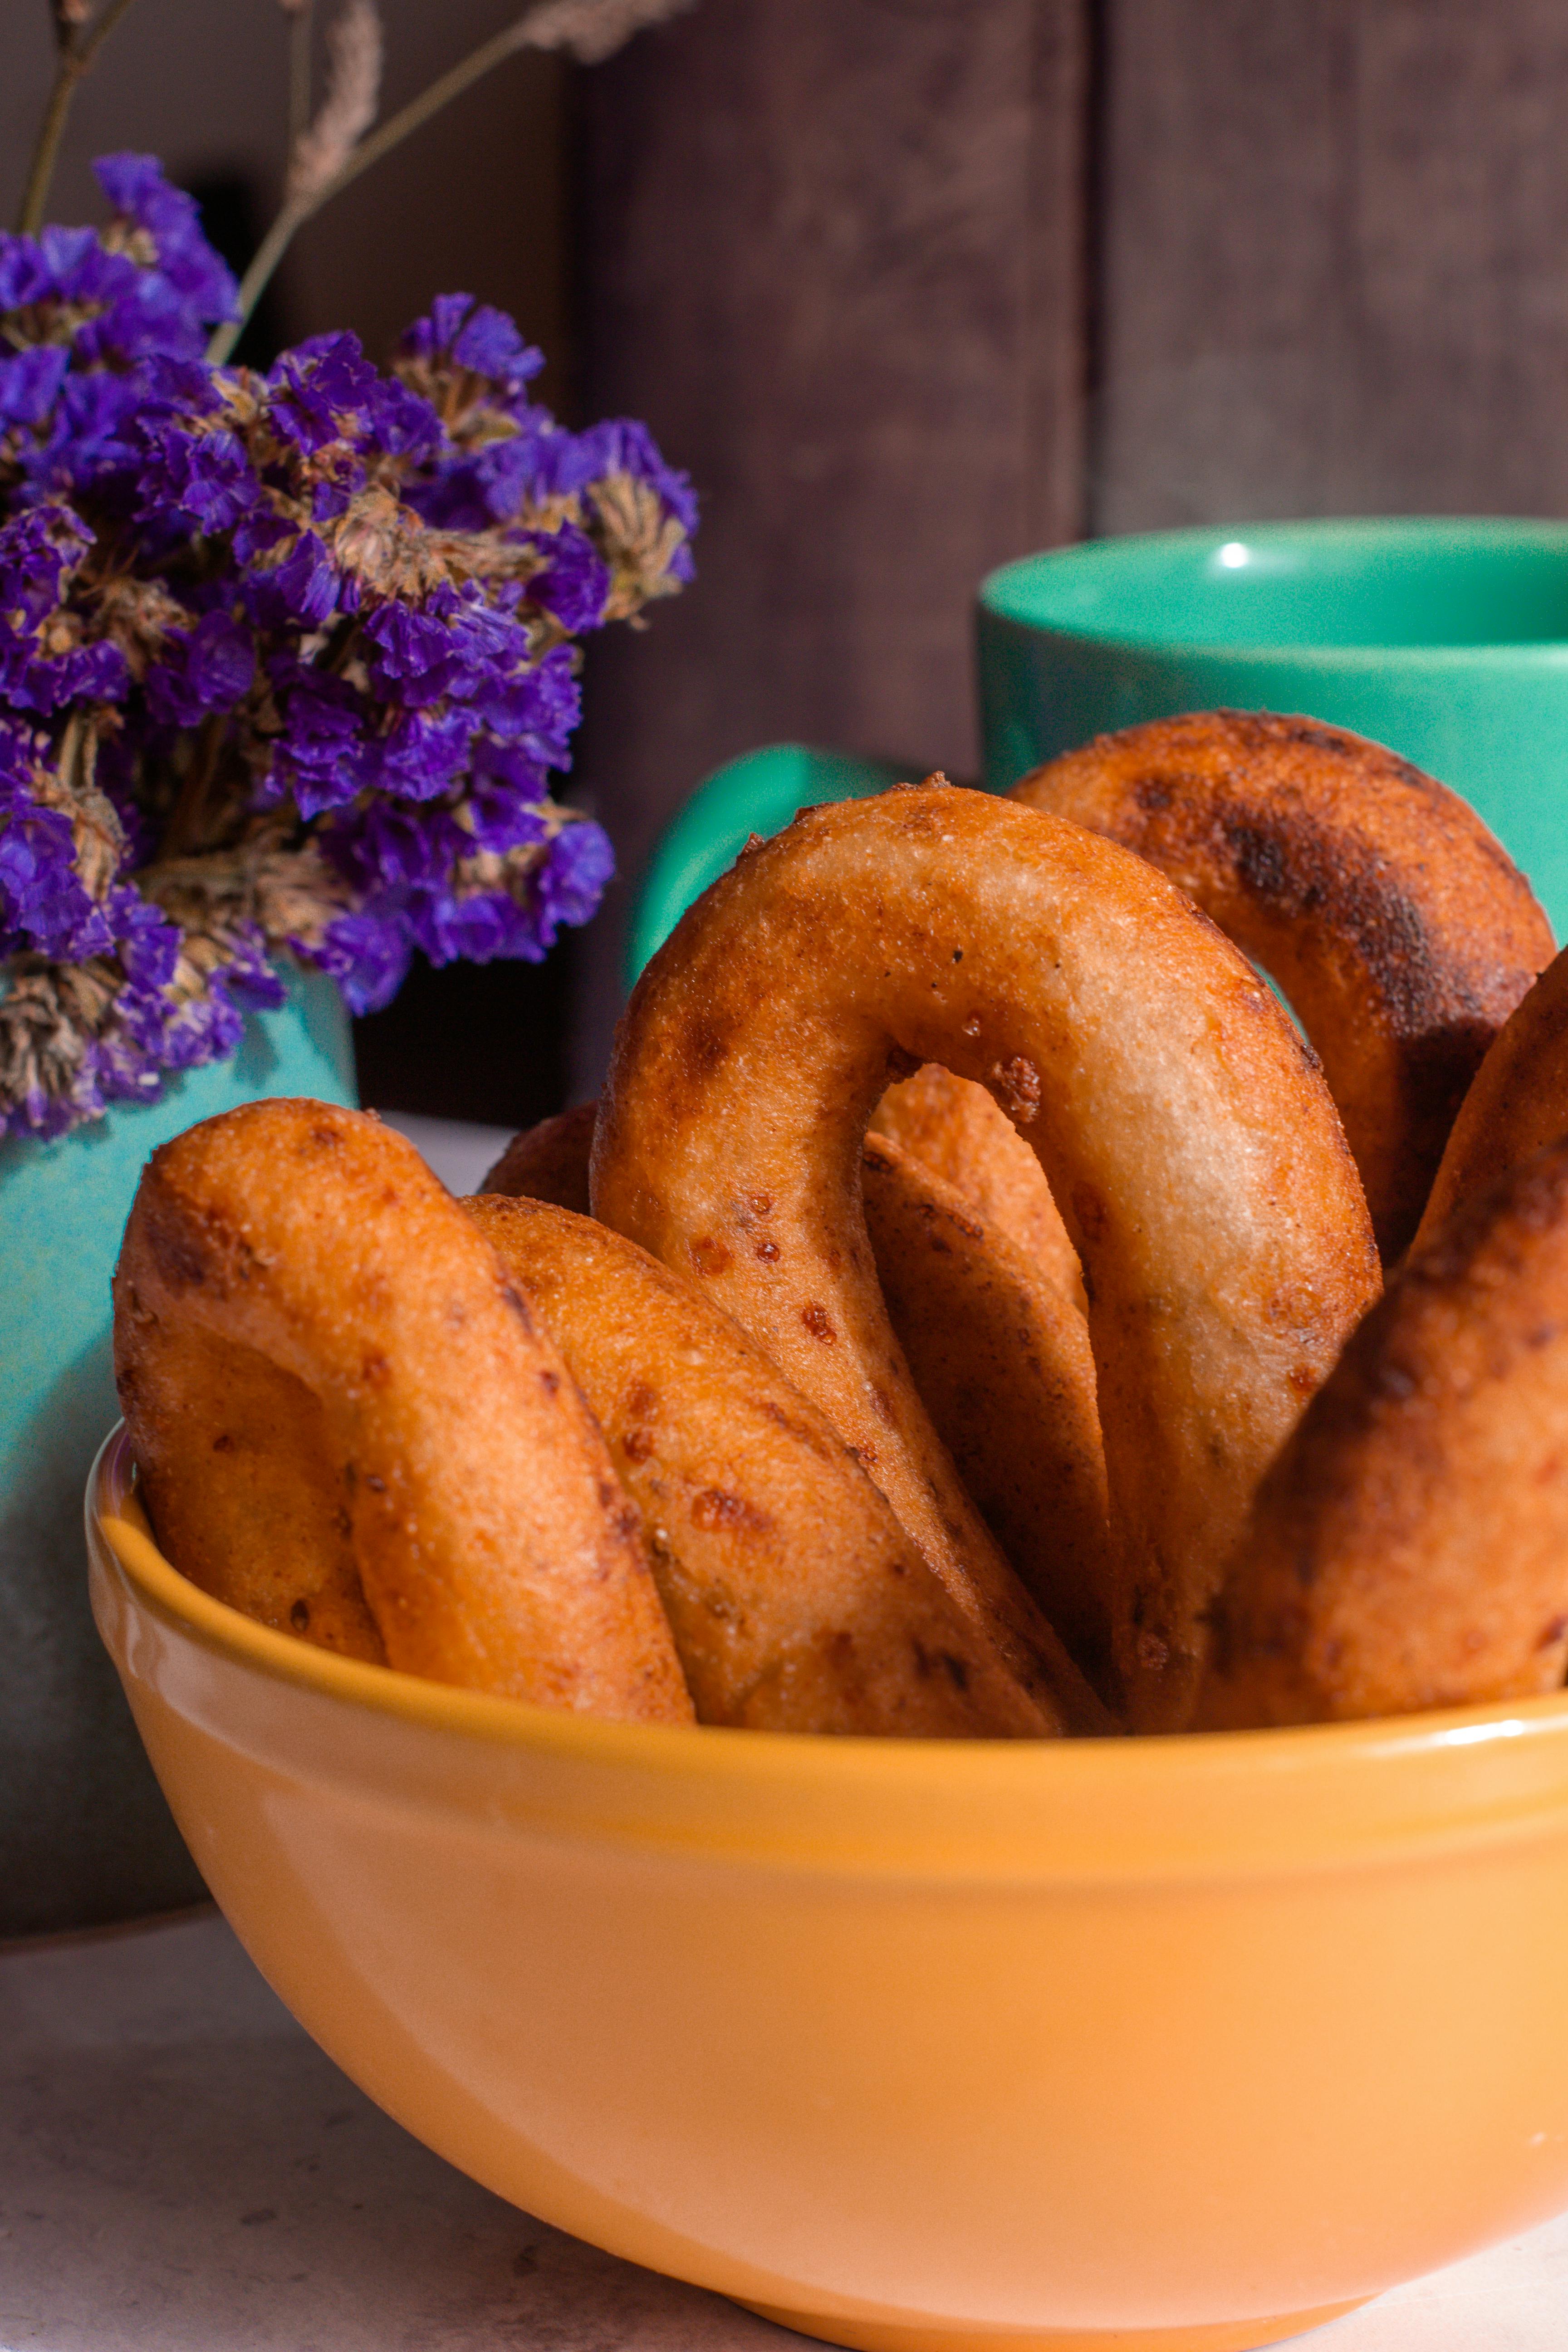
xmin=0 ymin=157 xmax=696 ymax=1140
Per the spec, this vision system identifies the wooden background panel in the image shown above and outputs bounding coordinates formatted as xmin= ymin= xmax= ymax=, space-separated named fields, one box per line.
xmin=572 ymin=0 xmax=1088 ymax=1087
xmin=1094 ymin=0 xmax=1568 ymax=533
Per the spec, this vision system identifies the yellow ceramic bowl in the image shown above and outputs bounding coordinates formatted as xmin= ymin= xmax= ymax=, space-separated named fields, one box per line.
xmin=88 ymin=1426 xmax=1568 ymax=2352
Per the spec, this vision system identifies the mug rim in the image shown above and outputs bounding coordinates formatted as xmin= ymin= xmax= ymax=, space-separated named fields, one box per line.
xmin=979 ymin=514 xmax=1568 ymax=663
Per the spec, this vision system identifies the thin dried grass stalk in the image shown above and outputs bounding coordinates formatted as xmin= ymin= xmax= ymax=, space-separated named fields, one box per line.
xmin=523 ymin=0 xmax=695 ymax=64
xmin=285 ymin=0 xmax=383 ymax=206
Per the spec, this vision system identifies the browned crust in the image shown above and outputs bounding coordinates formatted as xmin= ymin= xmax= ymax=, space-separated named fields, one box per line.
xmin=1199 ymin=1137 xmax=1568 ymax=1726
xmin=491 ymin=1081 xmax=1087 ymax=1316
xmin=465 ymin=1193 xmax=1080 ymax=1735
xmin=592 ymin=779 xmax=1379 ymax=1730
xmin=1012 ymin=710 xmax=1554 ymax=1261
xmin=861 ymin=1132 xmax=1113 ymax=1703
xmin=486 ymin=1100 xmax=1109 ymax=1721
xmin=1414 ymin=945 xmax=1568 ymax=1251
xmin=110 ymin=1292 xmax=388 ymax=1662
xmin=870 ymin=1063 xmax=1085 ymax=1313
xmin=482 ymin=1102 xmax=597 ymax=1215
xmin=113 ymin=1100 xmax=693 ymax=1724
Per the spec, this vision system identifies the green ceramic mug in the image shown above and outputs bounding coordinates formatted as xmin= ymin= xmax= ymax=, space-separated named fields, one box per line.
xmin=976 ymin=515 xmax=1568 ymax=936
xmin=635 ymin=519 xmax=1568 ymax=969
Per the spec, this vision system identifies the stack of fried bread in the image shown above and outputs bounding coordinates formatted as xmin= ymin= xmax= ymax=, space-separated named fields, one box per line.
xmin=114 ymin=713 xmax=1568 ymax=1737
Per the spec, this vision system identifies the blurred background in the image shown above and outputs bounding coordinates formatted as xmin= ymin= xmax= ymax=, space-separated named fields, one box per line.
xmin=12 ymin=0 xmax=1568 ymax=1128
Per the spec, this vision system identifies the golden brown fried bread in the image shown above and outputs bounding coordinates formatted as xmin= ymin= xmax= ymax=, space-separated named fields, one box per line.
xmin=481 ymin=1101 xmax=596 ymax=1214
xmin=486 ymin=1101 xmax=1111 ymax=1705
xmin=1413 ymin=945 xmax=1568 ymax=1252
xmin=1012 ymin=710 xmax=1553 ymax=1262
xmin=1200 ymin=1137 xmax=1568 ymax=1726
xmin=113 ymin=1099 xmax=693 ymax=1724
xmin=112 ymin=1300 xmax=388 ymax=1661
xmin=465 ymin=1194 xmax=1074 ymax=1735
xmin=860 ymin=1132 xmax=1113 ymax=1700
xmin=593 ymin=779 xmax=1379 ymax=1729
xmin=486 ymin=1111 xmax=1111 ymax=1701
xmin=496 ymin=1079 xmax=1088 ymax=1312
xmin=870 ymin=1062 xmax=1084 ymax=1312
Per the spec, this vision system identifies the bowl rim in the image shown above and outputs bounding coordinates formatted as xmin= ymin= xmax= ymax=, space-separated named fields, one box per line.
xmin=977 ymin=514 xmax=1568 ymax=663
xmin=90 ymin=1421 xmax=1568 ymax=1804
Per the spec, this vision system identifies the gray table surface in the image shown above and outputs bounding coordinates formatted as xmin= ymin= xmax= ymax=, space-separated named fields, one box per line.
xmin=4 ymin=1908 xmax=1565 ymax=2352
xmin=6 ymin=1116 xmax=1563 ymax=2351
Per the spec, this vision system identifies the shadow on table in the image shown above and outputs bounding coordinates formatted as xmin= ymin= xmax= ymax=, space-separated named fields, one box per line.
xmin=1 ymin=1913 xmax=802 ymax=2352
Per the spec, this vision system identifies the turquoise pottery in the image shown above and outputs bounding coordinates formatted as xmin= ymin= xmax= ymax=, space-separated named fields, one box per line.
xmin=977 ymin=517 xmax=1568 ymax=937
xmin=1 ymin=969 xmax=355 ymax=1936
xmin=633 ymin=524 xmax=1568 ymax=970
xmin=628 ymin=742 xmax=904 ymax=982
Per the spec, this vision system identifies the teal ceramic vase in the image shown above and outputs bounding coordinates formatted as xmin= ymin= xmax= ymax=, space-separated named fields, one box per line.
xmin=0 ymin=970 xmax=356 ymax=1936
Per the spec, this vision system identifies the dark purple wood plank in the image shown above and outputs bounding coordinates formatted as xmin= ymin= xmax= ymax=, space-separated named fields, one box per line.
xmin=573 ymin=0 xmax=1089 ymax=1081
xmin=1095 ymin=0 xmax=1568 ymax=532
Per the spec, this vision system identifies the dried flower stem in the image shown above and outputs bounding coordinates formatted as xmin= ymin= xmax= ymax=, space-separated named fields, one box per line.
xmin=207 ymin=0 xmax=693 ymax=365
xmin=285 ymin=0 xmax=382 ymax=206
xmin=17 ymin=0 xmax=146 ymax=236
xmin=289 ymin=0 xmax=315 ymax=148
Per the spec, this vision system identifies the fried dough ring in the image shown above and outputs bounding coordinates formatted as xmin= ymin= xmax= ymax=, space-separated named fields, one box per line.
xmin=465 ymin=1194 xmax=1068 ymax=1735
xmin=860 ymin=1132 xmax=1112 ymax=1698
xmin=496 ymin=1083 xmax=1088 ymax=1313
xmin=112 ymin=1308 xmax=388 ymax=1661
xmin=1011 ymin=710 xmax=1554 ymax=1261
xmin=485 ymin=1109 xmax=1112 ymax=1710
xmin=113 ymin=1099 xmax=693 ymax=1723
xmin=482 ymin=1101 xmax=596 ymax=1215
xmin=1199 ymin=1137 xmax=1568 ymax=1726
xmin=870 ymin=1063 xmax=1084 ymax=1313
xmin=1413 ymin=945 xmax=1568 ymax=1252
xmin=592 ymin=779 xmax=1379 ymax=1729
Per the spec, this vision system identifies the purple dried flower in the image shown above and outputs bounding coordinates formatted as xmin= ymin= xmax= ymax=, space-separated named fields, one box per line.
xmin=260 ymin=658 xmax=369 ymax=818
xmin=299 ymin=906 xmax=412 ymax=1015
xmin=0 ymin=507 xmax=128 ymax=714
xmin=144 ymin=609 xmax=255 ymax=727
xmin=269 ymin=332 xmax=383 ymax=455
xmin=1 ymin=185 xmax=693 ymax=1143
xmin=13 ymin=371 xmax=148 ymax=504
xmin=0 ymin=731 xmax=113 ymax=960
xmin=243 ymin=523 xmax=341 ymax=629
xmin=93 ymin=154 xmax=240 ymax=330
xmin=536 ymin=816 xmax=615 ymax=933
xmin=369 ymin=705 xmax=475 ymax=803
xmin=0 ymin=222 xmax=131 ymax=320
xmin=0 ymin=346 xmax=69 ymax=431
xmin=524 ymin=523 xmax=610 ymax=633
xmin=397 ymin=293 xmax=545 ymax=410
xmin=107 ymin=885 xmax=180 ymax=992
xmin=136 ymin=418 xmax=261 ymax=536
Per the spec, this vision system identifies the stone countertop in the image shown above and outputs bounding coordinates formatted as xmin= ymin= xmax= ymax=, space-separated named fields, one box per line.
xmin=6 ymin=1115 xmax=1565 ymax=2350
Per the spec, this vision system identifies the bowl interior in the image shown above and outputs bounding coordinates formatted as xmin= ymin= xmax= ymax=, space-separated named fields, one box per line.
xmin=981 ymin=518 xmax=1568 ymax=651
